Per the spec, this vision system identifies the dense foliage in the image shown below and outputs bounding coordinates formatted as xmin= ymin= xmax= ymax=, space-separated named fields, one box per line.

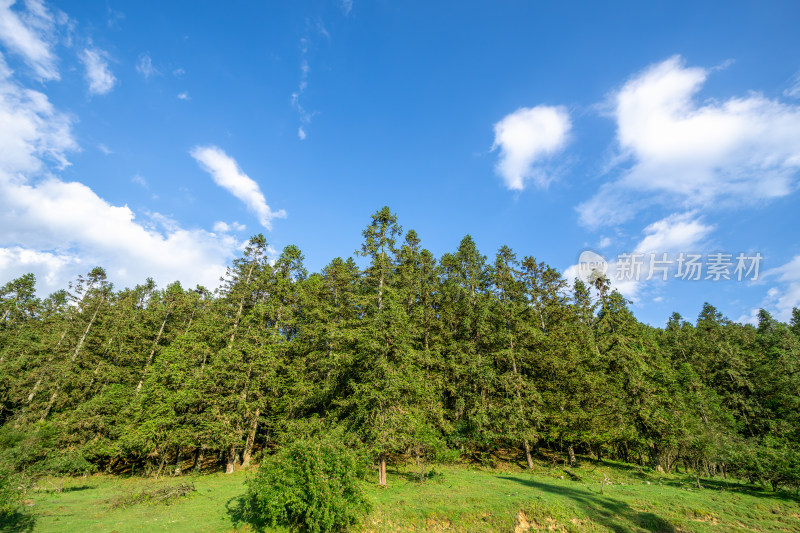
xmin=0 ymin=465 xmax=20 ymax=519
xmin=0 ymin=207 xmax=798 ymax=494
xmin=244 ymin=434 xmax=370 ymax=532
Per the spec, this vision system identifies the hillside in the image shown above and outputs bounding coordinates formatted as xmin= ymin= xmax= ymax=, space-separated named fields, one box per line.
xmin=12 ymin=459 xmax=800 ymax=532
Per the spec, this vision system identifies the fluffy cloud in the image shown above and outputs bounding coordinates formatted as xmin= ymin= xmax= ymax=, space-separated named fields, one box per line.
xmin=0 ymin=54 xmax=75 ymax=172
xmin=0 ymin=246 xmax=76 ymax=287
xmin=190 ymin=145 xmax=286 ymax=230
xmin=80 ymin=48 xmax=116 ymax=95
xmin=0 ymin=49 xmax=242 ymax=293
xmin=579 ymin=56 xmax=800 ymax=226
xmin=635 ymin=212 xmax=714 ymax=254
xmin=492 ymin=105 xmax=571 ymax=190
xmin=0 ymin=178 xmax=239 ymax=290
xmin=213 ymin=221 xmax=246 ymax=233
xmin=565 ymin=212 xmax=713 ymax=302
xmin=748 ymin=255 xmax=800 ymax=323
xmin=0 ymin=0 xmax=61 ymax=80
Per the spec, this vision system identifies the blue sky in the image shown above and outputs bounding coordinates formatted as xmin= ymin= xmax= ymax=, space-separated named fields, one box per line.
xmin=1 ymin=0 xmax=800 ymax=326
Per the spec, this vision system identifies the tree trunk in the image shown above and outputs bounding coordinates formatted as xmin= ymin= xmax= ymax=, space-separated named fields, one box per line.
xmin=155 ymin=454 xmax=167 ymax=480
xmin=508 ymin=341 xmax=533 ymax=471
xmin=229 ymin=261 xmax=257 ymax=348
xmin=651 ymin=443 xmax=664 ymax=473
xmin=71 ymin=296 xmax=105 ymax=363
xmin=524 ymin=440 xmax=534 ymax=470
xmin=174 ymin=448 xmax=183 ymax=476
xmin=27 ymin=376 xmax=43 ymax=403
xmin=41 ymin=298 xmax=107 ymax=421
xmin=568 ymin=445 xmax=577 ymax=467
xmin=136 ymin=312 xmax=169 ymax=394
xmin=378 ymin=454 xmax=387 ymax=486
xmin=242 ymin=408 xmax=260 ymax=468
xmin=226 ymin=444 xmax=237 ymax=474
xmin=193 ymin=447 xmax=204 ymax=474
xmin=27 ymin=328 xmax=68 ymax=403
xmin=87 ymin=361 xmax=102 ymax=393
xmin=40 ymin=389 xmax=58 ymax=421
xmin=693 ymin=459 xmax=702 ymax=488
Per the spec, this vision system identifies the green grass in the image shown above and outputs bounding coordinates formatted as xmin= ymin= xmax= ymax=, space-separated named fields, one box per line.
xmin=6 ymin=459 xmax=800 ymax=532
xmin=364 ymin=461 xmax=800 ymax=532
xmin=13 ymin=472 xmax=249 ymax=533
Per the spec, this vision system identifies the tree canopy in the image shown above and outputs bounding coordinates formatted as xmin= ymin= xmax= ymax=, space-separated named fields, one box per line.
xmin=0 ymin=207 xmax=798 ymax=492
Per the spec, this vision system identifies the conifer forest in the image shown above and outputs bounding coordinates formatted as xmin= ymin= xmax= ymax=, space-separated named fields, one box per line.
xmin=1 ymin=206 xmax=798 ymax=499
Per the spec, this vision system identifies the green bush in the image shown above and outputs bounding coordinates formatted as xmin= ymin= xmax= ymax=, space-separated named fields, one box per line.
xmin=244 ymin=437 xmax=371 ymax=533
xmin=0 ymin=423 xmax=93 ymax=478
xmin=0 ymin=466 xmax=19 ymax=519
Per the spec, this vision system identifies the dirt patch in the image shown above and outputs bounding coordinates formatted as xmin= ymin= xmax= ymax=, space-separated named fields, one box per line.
xmin=688 ymin=510 xmax=719 ymax=525
xmin=424 ymin=517 xmax=453 ymax=530
xmin=514 ymin=510 xmax=532 ymax=532
xmin=516 ymin=510 xmax=567 ymax=532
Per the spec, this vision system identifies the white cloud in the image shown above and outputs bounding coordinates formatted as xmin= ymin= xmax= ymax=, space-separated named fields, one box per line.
xmin=105 ymin=5 xmax=124 ymax=29
xmin=136 ymin=52 xmax=157 ymax=79
xmin=177 ymin=91 xmax=189 ymax=100
xmin=340 ymin=0 xmax=353 ymax=15
xmin=131 ymin=174 xmax=147 ymax=188
xmin=0 ymin=55 xmax=75 ymax=172
xmin=213 ymin=221 xmax=245 ymax=233
xmin=635 ymin=212 xmax=714 ymax=254
xmin=0 ymin=54 xmax=241 ymax=293
xmin=0 ymin=0 xmax=60 ymax=80
xmin=291 ymin=33 xmax=323 ymax=139
xmin=0 ymin=246 xmax=76 ymax=287
xmin=492 ymin=105 xmax=571 ymax=190
xmin=564 ymin=212 xmax=713 ymax=302
xmin=751 ymin=255 xmax=800 ymax=323
xmin=0 ymin=177 xmax=239 ymax=291
xmin=619 ymin=212 xmax=713 ymax=300
xmin=579 ymin=56 xmax=800 ymax=227
xmin=785 ymin=71 xmax=800 ymax=99
xmin=80 ymin=47 xmax=116 ymax=95
xmin=190 ymin=145 xmax=286 ymax=230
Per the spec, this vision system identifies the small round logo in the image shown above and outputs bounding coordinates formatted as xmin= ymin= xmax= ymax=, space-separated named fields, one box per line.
xmin=578 ymin=250 xmax=608 ymax=283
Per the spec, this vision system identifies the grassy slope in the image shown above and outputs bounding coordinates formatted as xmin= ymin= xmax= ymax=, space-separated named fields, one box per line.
xmin=22 ymin=472 xmax=248 ymax=533
xmin=12 ymin=460 xmax=800 ymax=532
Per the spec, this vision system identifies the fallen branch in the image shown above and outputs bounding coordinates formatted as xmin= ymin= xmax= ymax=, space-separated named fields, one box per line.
xmin=109 ymin=482 xmax=196 ymax=509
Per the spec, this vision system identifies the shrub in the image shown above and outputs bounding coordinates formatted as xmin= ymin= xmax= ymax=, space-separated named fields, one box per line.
xmin=0 ymin=423 xmax=94 ymax=478
xmin=244 ymin=437 xmax=371 ymax=533
xmin=0 ymin=466 xmax=20 ymax=519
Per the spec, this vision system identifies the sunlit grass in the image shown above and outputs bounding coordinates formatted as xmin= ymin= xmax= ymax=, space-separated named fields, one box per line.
xmin=16 ymin=458 xmax=800 ymax=532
